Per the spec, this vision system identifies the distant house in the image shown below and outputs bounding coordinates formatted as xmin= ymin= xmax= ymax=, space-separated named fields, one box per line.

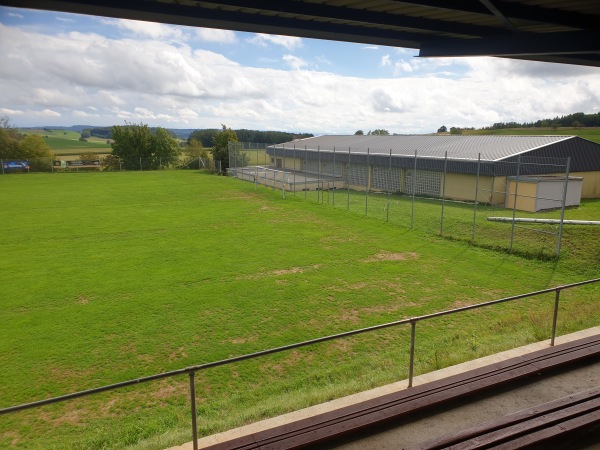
xmin=262 ymin=135 xmax=600 ymax=206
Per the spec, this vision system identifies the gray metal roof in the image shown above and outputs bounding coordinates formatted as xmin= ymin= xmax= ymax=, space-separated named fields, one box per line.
xmin=270 ymin=135 xmax=576 ymax=162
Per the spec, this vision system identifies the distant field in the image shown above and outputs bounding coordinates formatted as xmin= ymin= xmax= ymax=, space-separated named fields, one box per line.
xmin=1 ymin=171 xmax=598 ymax=450
xmin=462 ymin=127 xmax=600 ymax=144
xmin=21 ymin=129 xmax=112 ymax=155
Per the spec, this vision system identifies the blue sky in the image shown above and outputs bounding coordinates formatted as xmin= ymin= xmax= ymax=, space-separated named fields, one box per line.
xmin=1 ymin=6 xmax=599 ymax=134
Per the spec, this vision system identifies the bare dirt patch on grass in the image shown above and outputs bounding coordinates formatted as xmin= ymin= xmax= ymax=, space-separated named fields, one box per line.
xmin=363 ymin=251 xmax=418 ymax=262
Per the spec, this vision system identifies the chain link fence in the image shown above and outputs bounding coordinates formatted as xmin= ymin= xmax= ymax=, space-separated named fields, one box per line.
xmin=1 ymin=156 xmax=221 ymax=173
xmin=228 ymin=142 xmax=575 ymax=258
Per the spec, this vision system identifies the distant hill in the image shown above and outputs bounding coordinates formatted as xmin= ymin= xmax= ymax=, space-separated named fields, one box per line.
xmin=22 ymin=126 xmax=311 ymax=142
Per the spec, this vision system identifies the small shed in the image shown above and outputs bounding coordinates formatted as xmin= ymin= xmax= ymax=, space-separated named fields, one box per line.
xmin=505 ymin=176 xmax=583 ymax=212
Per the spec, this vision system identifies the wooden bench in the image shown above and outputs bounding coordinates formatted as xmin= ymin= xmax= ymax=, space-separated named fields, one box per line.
xmin=203 ymin=334 xmax=600 ymax=450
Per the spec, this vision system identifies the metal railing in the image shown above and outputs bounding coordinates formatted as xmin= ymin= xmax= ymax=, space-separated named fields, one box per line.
xmin=1 ymin=278 xmax=599 ymax=449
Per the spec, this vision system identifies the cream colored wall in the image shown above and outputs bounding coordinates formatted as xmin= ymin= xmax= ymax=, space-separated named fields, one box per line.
xmin=566 ymin=171 xmax=600 ymax=199
xmin=505 ymin=180 xmax=538 ymax=212
xmin=443 ymin=174 xmax=498 ymax=203
xmin=281 ymin=157 xmax=304 ymax=171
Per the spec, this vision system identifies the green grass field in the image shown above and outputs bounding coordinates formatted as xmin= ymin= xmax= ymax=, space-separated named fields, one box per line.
xmin=21 ymin=129 xmax=112 ymax=155
xmin=462 ymin=126 xmax=600 ymax=144
xmin=1 ymin=171 xmax=598 ymax=449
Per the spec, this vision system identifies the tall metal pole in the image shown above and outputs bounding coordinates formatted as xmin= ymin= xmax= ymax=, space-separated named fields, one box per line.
xmin=332 ymin=146 xmax=336 ymax=205
xmin=440 ymin=151 xmax=448 ymax=236
xmin=550 ymin=289 xmax=561 ymax=346
xmin=347 ymin=147 xmax=351 ymax=211
xmin=365 ymin=147 xmax=370 ymax=215
xmin=189 ymin=372 xmax=198 ymax=450
xmin=471 ymin=154 xmax=481 ymax=244
xmin=318 ymin=145 xmax=322 ymax=203
xmin=408 ymin=320 xmax=416 ymax=388
xmin=510 ymin=156 xmax=522 ymax=251
xmin=556 ymin=157 xmax=571 ymax=257
xmin=411 ymin=150 xmax=417 ymax=229
xmin=304 ymin=146 xmax=307 ymax=198
xmin=387 ymin=149 xmax=392 ymax=223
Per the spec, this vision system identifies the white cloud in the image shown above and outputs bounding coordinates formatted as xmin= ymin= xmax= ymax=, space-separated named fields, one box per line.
xmin=1 ymin=18 xmax=599 ymax=134
xmin=102 ymin=18 xmax=186 ymax=41
xmin=194 ymin=28 xmax=236 ymax=43
xmin=362 ymin=45 xmax=379 ymax=51
xmin=37 ymin=109 xmax=61 ymax=117
xmin=8 ymin=12 xmax=24 ymax=19
xmin=249 ymin=33 xmax=302 ymax=50
xmin=0 ymin=107 xmax=24 ymax=116
xmin=283 ymin=54 xmax=308 ymax=70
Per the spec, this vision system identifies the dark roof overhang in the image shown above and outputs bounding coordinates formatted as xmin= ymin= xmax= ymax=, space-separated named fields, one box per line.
xmin=1 ymin=0 xmax=599 ymax=67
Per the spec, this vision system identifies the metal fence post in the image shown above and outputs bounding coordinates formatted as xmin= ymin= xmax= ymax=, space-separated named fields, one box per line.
xmin=510 ymin=155 xmax=522 ymax=251
xmin=471 ymin=154 xmax=481 ymax=244
xmin=551 ymin=289 xmax=561 ymax=346
xmin=293 ymin=145 xmax=296 ymax=196
xmin=304 ymin=145 xmax=308 ymax=199
xmin=317 ymin=145 xmax=321 ymax=204
xmin=440 ymin=151 xmax=448 ymax=236
xmin=411 ymin=151 xmax=417 ymax=229
xmin=408 ymin=320 xmax=417 ymax=388
xmin=347 ymin=147 xmax=351 ymax=211
xmin=332 ymin=146 xmax=336 ymax=206
xmin=556 ymin=157 xmax=571 ymax=257
xmin=189 ymin=371 xmax=198 ymax=450
xmin=365 ymin=148 xmax=370 ymax=215
xmin=140 ymin=157 xmax=143 ymax=171
xmin=387 ymin=148 xmax=392 ymax=223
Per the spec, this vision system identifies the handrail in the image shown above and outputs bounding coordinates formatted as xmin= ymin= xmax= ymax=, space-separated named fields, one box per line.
xmin=1 ymin=277 xmax=599 ymax=450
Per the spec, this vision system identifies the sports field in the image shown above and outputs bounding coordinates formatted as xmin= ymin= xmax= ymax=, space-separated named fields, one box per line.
xmin=0 ymin=171 xmax=598 ymax=449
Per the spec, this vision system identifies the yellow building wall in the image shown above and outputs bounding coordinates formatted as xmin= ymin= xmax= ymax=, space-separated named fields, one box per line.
xmin=445 ymin=173 xmax=506 ymax=203
xmin=281 ymin=157 xmax=304 ymax=171
xmin=505 ymin=180 xmax=538 ymax=212
xmin=565 ymin=171 xmax=600 ymax=199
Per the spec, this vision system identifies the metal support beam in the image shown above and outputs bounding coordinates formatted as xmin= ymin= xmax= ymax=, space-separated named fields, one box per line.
xmin=420 ymin=30 xmax=600 ymax=58
xmin=478 ymin=0 xmax=520 ymax=33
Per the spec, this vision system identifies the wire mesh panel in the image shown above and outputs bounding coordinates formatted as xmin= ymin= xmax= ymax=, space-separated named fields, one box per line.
xmin=405 ymin=170 xmax=442 ymax=197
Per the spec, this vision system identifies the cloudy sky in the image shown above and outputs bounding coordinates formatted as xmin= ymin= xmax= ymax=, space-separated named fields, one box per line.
xmin=1 ymin=6 xmax=599 ymax=135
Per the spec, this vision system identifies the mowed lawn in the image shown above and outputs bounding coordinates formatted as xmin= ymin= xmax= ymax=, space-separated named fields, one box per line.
xmin=0 ymin=171 xmax=598 ymax=449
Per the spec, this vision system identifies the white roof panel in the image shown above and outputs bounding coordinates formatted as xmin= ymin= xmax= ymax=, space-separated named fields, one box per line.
xmin=271 ymin=135 xmax=575 ymax=161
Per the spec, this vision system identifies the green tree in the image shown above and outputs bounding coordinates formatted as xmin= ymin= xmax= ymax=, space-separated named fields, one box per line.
xmin=368 ymin=129 xmax=390 ymax=135
xmin=212 ymin=124 xmax=238 ymax=173
xmin=186 ymin=138 xmax=207 ymax=159
xmin=0 ymin=117 xmax=53 ymax=171
xmin=449 ymin=127 xmax=462 ymax=135
xmin=437 ymin=125 xmax=447 ymax=133
xmin=111 ymin=122 xmax=180 ymax=170
xmin=354 ymin=130 xmax=364 ymax=135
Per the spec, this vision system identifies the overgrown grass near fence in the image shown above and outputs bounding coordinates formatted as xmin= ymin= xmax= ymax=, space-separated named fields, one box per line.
xmin=0 ymin=171 xmax=598 ymax=449
xmin=315 ymin=189 xmax=599 ymax=261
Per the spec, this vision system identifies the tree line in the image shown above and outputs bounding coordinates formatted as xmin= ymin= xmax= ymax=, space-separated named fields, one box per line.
xmin=188 ymin=129 xmax=313 ymax=147
xmin=482 ymin=112 xmax=600 ymax=130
